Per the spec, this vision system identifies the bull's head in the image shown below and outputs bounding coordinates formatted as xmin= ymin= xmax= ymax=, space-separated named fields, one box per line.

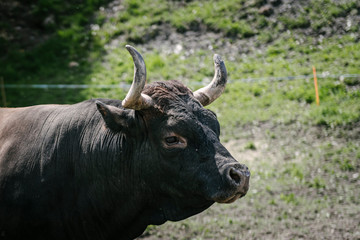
xmin=96 ymin=46 xmax=250 ymax=223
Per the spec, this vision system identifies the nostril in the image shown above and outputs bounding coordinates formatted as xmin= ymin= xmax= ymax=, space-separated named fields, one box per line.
xmin=229 ymin=168 xmax=241 ymax=185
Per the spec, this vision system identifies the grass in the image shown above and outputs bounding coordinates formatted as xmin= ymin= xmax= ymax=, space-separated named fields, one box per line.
xmin=11 ymin=32 xmax=360 ymax=127
xmin=1 ymin=0 xmax=359 ymax=111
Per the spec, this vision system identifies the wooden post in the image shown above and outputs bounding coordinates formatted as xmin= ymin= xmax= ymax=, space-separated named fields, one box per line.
xmin=0 ymin=77 xmax=7 ymax=107
xmin=312 ymin=66 xmax=320 ymax=106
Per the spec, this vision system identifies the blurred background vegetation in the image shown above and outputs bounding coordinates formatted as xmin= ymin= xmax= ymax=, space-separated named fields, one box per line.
xmin=0 ymin=0 xmax=359 ymax=239
xmin=0 ymin=0 xmax=359 ymax=129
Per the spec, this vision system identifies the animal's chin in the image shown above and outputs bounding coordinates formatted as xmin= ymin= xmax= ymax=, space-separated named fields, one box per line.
xmin=161 ymin=199 xmax=214 ymax=222
xmin=213 ymin=192 xmax=247 ymax=204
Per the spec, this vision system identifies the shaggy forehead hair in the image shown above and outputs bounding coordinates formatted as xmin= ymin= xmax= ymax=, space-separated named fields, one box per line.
xmin=142 ymin=80 xmax=196 ymax=112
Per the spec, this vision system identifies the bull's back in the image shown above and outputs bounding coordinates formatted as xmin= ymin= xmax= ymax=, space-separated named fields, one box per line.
xmin=0 ymin=106 xmax=59 ymax=166
xmin=0 ymin=107 xmax=39 ymax=167
xmin=0 ymin=100 xmax=104 ymax=187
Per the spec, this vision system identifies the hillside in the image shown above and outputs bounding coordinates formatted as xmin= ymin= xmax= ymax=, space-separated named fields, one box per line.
xmin=1 ymin=0 xmax=360 ymax=239
xmin=1 ymin=0 xmax=360 ymax=126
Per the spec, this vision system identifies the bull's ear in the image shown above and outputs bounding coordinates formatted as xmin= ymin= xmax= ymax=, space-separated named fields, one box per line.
xmin=96 ymin=101 xmax=134 ymax=132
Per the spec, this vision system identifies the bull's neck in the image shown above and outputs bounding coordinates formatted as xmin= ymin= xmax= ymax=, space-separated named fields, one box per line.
xmin=72 ymin=107 xmax=144 ymax=194
xmin=54 ymin=102 xmax=151 ymax=236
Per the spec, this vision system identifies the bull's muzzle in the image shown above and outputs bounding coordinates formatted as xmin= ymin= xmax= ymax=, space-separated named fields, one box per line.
xmin=214 ymin=163 xmax=250 ymax=203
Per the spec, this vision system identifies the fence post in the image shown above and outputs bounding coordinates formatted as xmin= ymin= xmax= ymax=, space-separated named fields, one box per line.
xmin=312 ymin=66 xmax=320 ymax=106
xmin=0 ymin=77 xmax=7 ymax=107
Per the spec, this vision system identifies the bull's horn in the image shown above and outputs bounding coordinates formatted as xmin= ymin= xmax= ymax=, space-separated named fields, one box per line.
xmin=122 ymin=45 xmax=153 ymax=110
xmin=193 ymin=54 xmax=227 ymax=106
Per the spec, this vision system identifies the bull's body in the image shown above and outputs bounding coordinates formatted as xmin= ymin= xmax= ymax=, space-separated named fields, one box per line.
xmin=0 ymin=46 xmax=250 ymax=239
xmin=0 ymin=100 xmax=148 ymax=239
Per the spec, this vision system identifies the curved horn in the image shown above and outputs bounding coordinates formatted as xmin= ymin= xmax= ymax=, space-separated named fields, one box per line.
xmin=194 ymin=54 xmax=227 ymax=106
xmin=122 ymin=45 xmax=153 ymax=110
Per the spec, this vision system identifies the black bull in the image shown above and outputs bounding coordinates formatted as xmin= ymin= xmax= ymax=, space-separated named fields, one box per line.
xmin=0 ymin=46 xmax=250 ymax=239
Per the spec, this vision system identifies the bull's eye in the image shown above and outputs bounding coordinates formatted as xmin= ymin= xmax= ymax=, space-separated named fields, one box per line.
xmin=163 ymin=133 xmax=187 ymax=149
xmin=165 ymin=136 xmax=178 ymax=145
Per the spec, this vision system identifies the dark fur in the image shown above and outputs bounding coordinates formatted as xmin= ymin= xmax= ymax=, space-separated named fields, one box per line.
xmin=143 ymin=80 xmax=194 ymax=111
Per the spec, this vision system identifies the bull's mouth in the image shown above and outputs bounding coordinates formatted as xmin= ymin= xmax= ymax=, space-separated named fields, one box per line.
xmin=213 ymin=191 xmax=248 ymax=204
